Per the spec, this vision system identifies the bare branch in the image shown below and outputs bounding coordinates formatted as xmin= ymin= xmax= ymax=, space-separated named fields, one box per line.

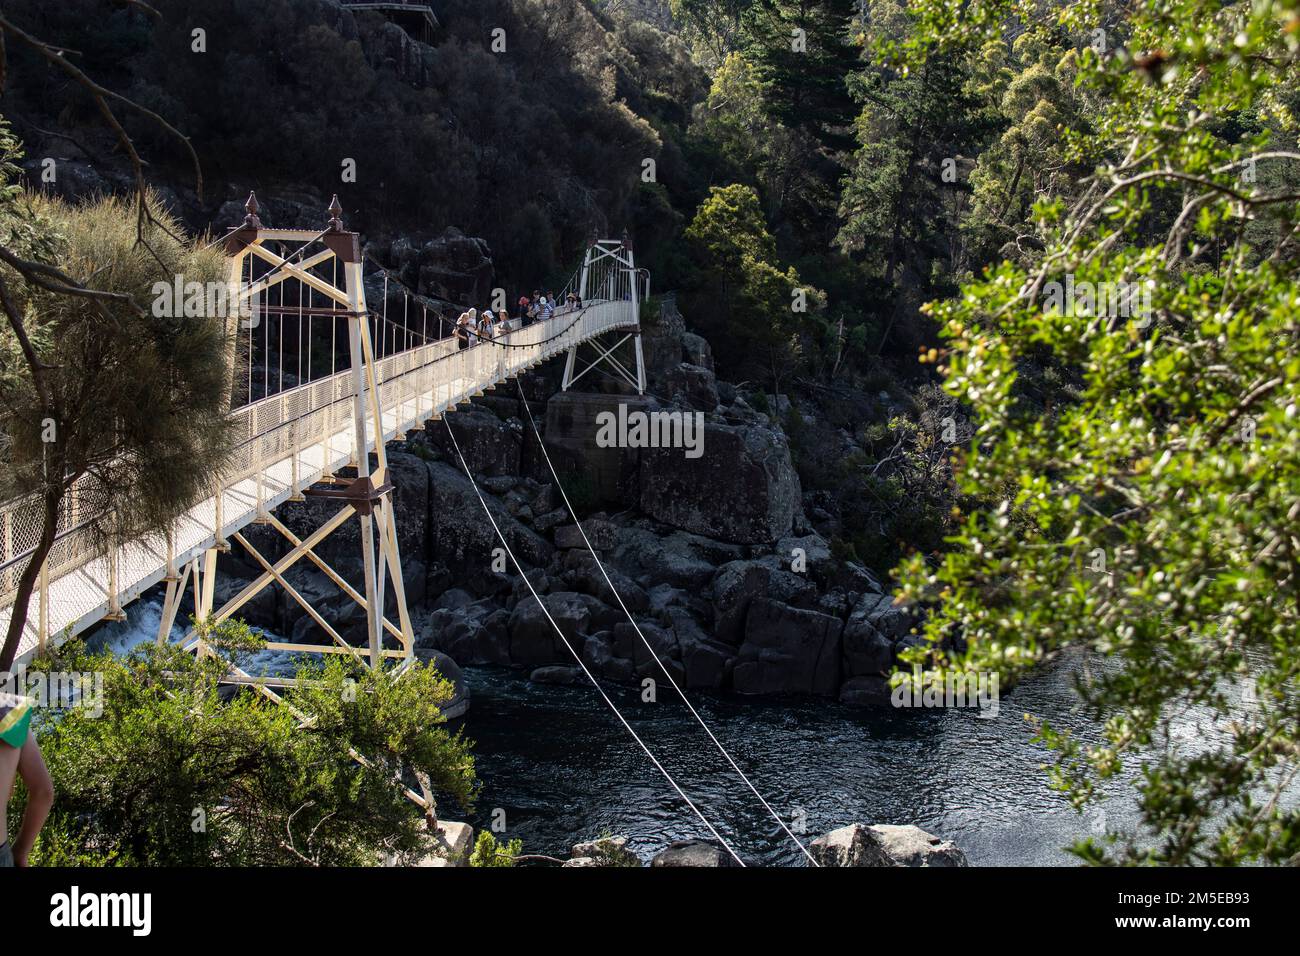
xmin=0 ymin=10 xmax=203 ymax=254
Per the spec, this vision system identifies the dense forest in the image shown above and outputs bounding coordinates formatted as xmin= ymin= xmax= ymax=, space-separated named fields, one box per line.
xmin=9 ymin=0 xmax=1295 ymax=577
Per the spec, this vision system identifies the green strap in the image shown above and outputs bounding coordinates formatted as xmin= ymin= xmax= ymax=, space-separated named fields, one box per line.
xmin=0 ymin=698 xmax=33 ymax=748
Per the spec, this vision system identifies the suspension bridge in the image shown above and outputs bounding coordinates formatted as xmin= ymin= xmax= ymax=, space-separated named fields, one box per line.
xmin=0 ymin=193 xmax=820 ymax=865
xmin=0 ymin=194 xmax=646 ymax=672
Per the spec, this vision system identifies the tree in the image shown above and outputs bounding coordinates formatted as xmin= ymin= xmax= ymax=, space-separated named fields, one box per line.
xmin=468 ymin=830 xmax=524 ymax=867
xmin=23 ymin=623 xmax=477 ymax=866
xmin=739 ymin=0 xmax=861 ymax=156
xmin=961 ymin=30 xmax=1092 ymax=267
xmin=691 ymin=51 xmax=770 ymax=175
xmin=0 ymin=125 xmax=234 ymax=672
xmin=684 ymin=183 xmax=821 ymax=392
xmin=894 ymin=0 xmax=1300 ymax=863
xmin=836 ymin=0 xmax=997 ymax=353
xmin=668 ymin=0 xmax=751 ymax=66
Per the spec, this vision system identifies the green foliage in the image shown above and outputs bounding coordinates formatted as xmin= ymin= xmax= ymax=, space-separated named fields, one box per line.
xmin=691 ymin=52 xmax=770 ymax=177
xmin=960 ymin=32 xmax=1093 ymax=267
xmin=787 ymin=384 xmax=964 ymax=575
xmin=835 ymin=1 xmax=1002 ymax=354
xmin=895 ymin=0 xmax=1300 ymax=864
xmin=468 ymin=830 xmax=523 ymax=867
xmin=0 ymin=139 xmax=235 ymax=541
xmin=0 ymin=0 xmax=694 ymax=285
xmin=738 ymin=0 xmax=861 ymax=156
xmin=678 ymin=0 xmax=1005 ymax=370
xmin=684 ymin=183 xmax=820 ymax=390
xmin=27 ymin=624 xmax=477 ymax=866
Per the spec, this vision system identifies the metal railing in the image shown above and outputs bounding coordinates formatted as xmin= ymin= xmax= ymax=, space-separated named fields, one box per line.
xmin=0 ymin=297 xmax=637 ymax=664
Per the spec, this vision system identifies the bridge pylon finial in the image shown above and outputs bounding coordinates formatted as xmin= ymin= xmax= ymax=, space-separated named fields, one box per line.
xmin=243 ymin=191 xmax=262 ymax=229
xmin=327 ymin=194 xmax=345 ymax=232
xmin=621 ymin=227 xmax=633 ymax=251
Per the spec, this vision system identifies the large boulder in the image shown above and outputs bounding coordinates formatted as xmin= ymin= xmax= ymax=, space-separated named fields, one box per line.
xmin=582 ymin=632 xmax=635 ymax=682
xmin=425 ymin=461 xmax=552 ymax=580
xmin=508 ymin=591 xmax=615 ymax=667
xmin=842 ymin=611 xmax=897 ymax=678
xmin=543 ymin=393 xmax=647 ymax=505
xmin=733 ymin=598 xmax=843 ymax=696
xmin=387 ymin=450 xmax=434 ymax=560
xmin=711 ymin=559 xmax=817 ymax=645
xmin=556 ymin=549 xmax=649 ymax=613
xmin=424 ymin=405 xmax=523 ymax=478
xmin=809 ymin=824 xmax=968 ymax=868
xmin=420 ymin=599 xmax=511 ymax=666
xmin=661 ymin=362 xmax=720 ymax=412
xmin=620 ymin=620 xmax=685 ymax=683
xmin=664 ymin=609 xmax=734 ymax=690
xmin=640 ymin=319 xmax=685 ymax=381
xmin=554 ymin=520 xmax=619 ymax=552
xmin=403 ymin=820 xmax=475 ymax=868
xmin=415 ymin=227 xmax=494 ymax=306
xmin=680 ymin=332 xmax=713 ymax=371
xmin=650 ymin=840 xmax=739 ymax=868
xmin=776 ymin=533 xmax=834 ymax=585
xmin=639 ymin=421 xmax=801 ymax=545
xmin=413 ymin=647 xmax=470 ymax=719
xmin=848 ymin=592 xmax=914 ymax=642
xmin=611 ymin=525 xmax=740 ymax=590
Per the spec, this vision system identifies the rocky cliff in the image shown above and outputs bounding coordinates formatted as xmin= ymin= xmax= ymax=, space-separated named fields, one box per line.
xmin=226 ymin=295 xmax=920 ymax=704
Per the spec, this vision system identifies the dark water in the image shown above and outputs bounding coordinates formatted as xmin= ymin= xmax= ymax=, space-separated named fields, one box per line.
xmin=100 ymin=599 xmax=1277 ymax=867
xmin=455 ymin=656 xmax=1132 ymax=866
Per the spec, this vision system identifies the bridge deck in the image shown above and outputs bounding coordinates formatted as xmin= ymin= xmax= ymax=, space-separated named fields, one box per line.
xmin=0 ymin=300 xmax=637 ymax=667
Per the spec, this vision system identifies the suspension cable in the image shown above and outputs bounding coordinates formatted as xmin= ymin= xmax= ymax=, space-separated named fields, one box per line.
xmin=442 ymin=416 xmax=747 ymax=867
xmin=513 ymin=379 xmax=820 ymax=866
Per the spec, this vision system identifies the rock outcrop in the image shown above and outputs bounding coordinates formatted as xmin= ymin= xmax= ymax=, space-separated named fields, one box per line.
xmin=399 ymin=820 xmax=475 ymax=868
xmin=542 ymin=392 xmax=648 ymax=505
xmin=711 ymin=559 xmax=816 ymax=644
xmin=639 ymin=420 xmax=801 ymax=544
xmin=425 ymin=460 xmax=553 ymax=576
xmin=733 ymin=598 xmax=844 ymax=696
xmin=426 ymin=405 xmax=524 ymax=478
xmin=570 ymin=836 xmax=640 ymax=867
xmin=809 ymin=824 xmax=969 ymax=867
xmin=373 ymin=226 xmax=494 ymax=308
xmin=650 ymin=840 xmax=739 ymax=867
xmin=661 ymin=362 xmax=720 ymax=411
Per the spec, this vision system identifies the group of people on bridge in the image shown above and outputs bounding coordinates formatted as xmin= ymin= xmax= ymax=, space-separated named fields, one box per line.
xmin=452 ymin=289 xmax=583 ymax=350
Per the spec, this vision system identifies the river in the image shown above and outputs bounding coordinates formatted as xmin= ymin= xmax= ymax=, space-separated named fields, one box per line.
xmin=454 ymin=659 xmax=1132 ymax=866
xmin=91 ymin=598 xmax=1265 ymax=867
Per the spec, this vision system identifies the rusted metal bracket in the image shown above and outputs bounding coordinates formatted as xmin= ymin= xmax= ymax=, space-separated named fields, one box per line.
xmin=302 ymin=473 xmax=393 ymax=516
